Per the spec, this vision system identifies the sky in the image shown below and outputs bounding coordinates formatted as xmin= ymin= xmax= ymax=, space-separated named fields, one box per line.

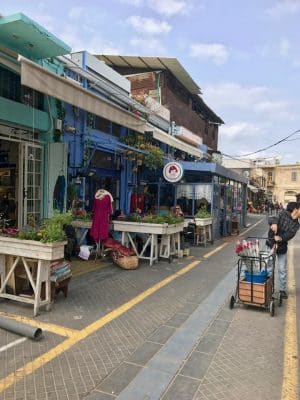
xmin=1 ymin=0 xmax=300 ymax=164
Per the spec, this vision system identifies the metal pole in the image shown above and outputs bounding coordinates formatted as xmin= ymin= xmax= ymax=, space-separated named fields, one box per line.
xmin=0 ymin=316 xmax=43 ymax=341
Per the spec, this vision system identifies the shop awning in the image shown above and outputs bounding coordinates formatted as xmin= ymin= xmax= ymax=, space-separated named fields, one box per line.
xmin=0 ymin=13 xmax=71 ymax=59
xmin=19 ymin=56 xmax=147 ymax=134
xmin=152 ymin=128 xmax=204 ymax=158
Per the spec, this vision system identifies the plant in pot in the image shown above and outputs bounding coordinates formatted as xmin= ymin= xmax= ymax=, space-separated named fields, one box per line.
xmin=194 ymin=206 xmax=212 ymax=226
xmin=195 ymin=206 xmax=211 ymax=219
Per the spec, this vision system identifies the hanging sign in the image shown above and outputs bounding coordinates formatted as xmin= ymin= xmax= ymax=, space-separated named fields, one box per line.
xmin=163 ymin=162 xmax=184 ymax=183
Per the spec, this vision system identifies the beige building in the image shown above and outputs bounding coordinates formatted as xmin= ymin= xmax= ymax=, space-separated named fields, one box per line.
xmin=222 ymin=158 xmax=300 ymax=207
xmin=263 ymin=163 xmax=300 ymax=205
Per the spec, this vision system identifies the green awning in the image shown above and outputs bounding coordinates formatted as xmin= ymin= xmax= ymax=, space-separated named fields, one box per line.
xmin=0 ymin=13 xmax=71 ymax=59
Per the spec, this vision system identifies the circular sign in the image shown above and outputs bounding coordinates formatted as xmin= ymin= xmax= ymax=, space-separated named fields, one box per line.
xmin=163 ymin=162 xmax=184 ymax=183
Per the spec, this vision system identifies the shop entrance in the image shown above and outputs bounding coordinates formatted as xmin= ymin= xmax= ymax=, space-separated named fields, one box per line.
xmin=0 ymin=139 xmax=43 ymax=228
xmin=20 ymin=143 xmax=43 ymax=227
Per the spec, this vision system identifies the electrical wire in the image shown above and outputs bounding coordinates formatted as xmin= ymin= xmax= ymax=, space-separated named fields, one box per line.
xmin=225 ymin=128 xmax=300 ymax=158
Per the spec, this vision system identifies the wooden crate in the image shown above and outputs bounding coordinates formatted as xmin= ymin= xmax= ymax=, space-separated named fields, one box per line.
xmin=238 ymin=278 xmax=272 ymax=305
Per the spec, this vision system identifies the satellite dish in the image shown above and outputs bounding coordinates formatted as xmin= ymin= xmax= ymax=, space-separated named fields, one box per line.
xmin=243 ymin=171 xmax=250 ymax=178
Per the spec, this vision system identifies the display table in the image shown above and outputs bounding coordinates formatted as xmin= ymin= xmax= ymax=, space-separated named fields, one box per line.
xmin=0 ymin=237 xmax=66 ymax=316
xmin=112 ymin=221 xmax=184 ymax=266
xmin=194 ymin=218 xmax=213 ymax=246
xmin=159 ymin=223 xmax=184 ymax=261
xmin=71 ymin=220 xmax=92 ymax=245
xmin=112 ymin=221 xmax=167 ymax=266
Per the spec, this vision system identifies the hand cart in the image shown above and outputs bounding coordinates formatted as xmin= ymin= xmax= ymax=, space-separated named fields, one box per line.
xmin=229 ymin=237 xmax=277 ymax=316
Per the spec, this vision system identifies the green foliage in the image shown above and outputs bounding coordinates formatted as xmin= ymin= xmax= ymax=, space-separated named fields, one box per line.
xmin=18 ymin=230 xmax=39 ymax=241
xmin=121 ymin=131 xmax=164 ymax=170
xmin=45 ymin=211 xmax=73 ymax=227
xmin=56 ymin=99 xmax=66 ymax=120
xmin=39 ymin=222 xmax=66 ymax=243
xmin=163 ymin=215 xmax=183 ymax=224
xmin=144 ymin=146 xmax=164 ymax=170
xmin=195 ymin=206 xmax=211 ymax=219
xmin=143 ymin=215 xmax=166 ymax=224
xmin=127 ymin=214 xmax=183 ymax=225
xmin=128 ymin=213 xmax=143 ymax=222
xmin=17 ymin=212 xmax=73 ymax=243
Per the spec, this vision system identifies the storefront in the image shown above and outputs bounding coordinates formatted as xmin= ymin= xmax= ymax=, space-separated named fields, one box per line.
xmin=137 ymin=161 xmax=247 ymax=238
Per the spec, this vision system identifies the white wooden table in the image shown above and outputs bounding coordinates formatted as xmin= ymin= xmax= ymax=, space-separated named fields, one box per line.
xmin=159 ymin=223 xmax=184 ymax=261
xmin=194 ymin=218 xmax=213 ymax=246
xmin=112 ymin=221 xmax=168 ymax=266
xmin=0 ymin=237 xmax=66 ymax=316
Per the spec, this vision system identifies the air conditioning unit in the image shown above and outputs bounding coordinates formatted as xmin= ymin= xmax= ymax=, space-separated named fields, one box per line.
xmin=54 ymin=118 xmax=62 ymax=132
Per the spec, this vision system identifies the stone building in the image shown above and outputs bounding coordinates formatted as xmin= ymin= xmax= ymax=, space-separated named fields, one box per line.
xmin=263 ymin=163 xmax=300 ymax=205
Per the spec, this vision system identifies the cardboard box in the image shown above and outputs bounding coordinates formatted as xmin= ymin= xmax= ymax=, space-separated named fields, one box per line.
xmin=239 ymin=277 xmax=272 ymax=305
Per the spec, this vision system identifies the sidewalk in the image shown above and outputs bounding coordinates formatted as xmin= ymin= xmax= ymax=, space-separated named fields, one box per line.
xmin=85 ymin=217 xmax=298 ymax=400
xmin=0 ymin=215 xmax=297 ymax=400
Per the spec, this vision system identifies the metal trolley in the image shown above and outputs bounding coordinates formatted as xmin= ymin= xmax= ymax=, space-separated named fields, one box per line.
xmin=229 ymin=237 xmax=277 ymax=317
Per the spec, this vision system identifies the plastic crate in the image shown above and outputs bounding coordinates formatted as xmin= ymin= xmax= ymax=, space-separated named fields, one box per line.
xmin=245 ymin=270 xmax=268 ymax=283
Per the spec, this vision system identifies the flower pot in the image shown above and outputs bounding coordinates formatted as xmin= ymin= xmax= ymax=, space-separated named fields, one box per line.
xmin=194 ymin=218 xmax=212 ymax=226
xmin=0 ymin=237 xmax=66 ymax=260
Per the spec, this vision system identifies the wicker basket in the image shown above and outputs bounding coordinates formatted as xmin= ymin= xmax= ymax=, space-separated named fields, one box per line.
xmin=114 ymin=255 xmax=139 ymax=270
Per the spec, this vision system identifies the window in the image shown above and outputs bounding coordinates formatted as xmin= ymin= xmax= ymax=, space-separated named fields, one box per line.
xmin=94 ymin=116 xmax=110 ymax=134
xmin=291 ymin=171 xmax=297 ymax=182
xmin=0 ymin=65 xmax=43 ymax=110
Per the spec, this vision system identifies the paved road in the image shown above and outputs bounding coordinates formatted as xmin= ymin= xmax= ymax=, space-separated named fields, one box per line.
xmin=0 ymin=214 xmax=298 ymax=399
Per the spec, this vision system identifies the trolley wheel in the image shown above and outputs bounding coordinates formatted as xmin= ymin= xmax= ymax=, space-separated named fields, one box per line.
xmin=278 ymin=292 xmax=282 ymax=307
xmin=269 ymin=300 xmax=275 ymax=317
xmin=229 ymin=295 xmax=235 ymax=309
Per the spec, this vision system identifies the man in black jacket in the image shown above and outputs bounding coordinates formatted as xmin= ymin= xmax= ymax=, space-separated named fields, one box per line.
xmin=268 ymin=202 xmax=300 ymax=298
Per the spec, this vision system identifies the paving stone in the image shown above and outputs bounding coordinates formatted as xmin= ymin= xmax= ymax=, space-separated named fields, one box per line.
xmin=180 ymin=352 xmax=213 ymax=380
xmin=179 ymin=302 xmax=199 ymax=314
xmin=165 ymin=312 xmax=189 ymax=328
xmin=148 ymin=325 xmax=176 ymax=344
xmin=96 ymin=362 xmax=141 ymax=395
xmin=84 ymin=390 xmax=116 ymax=399
xmin=207 ymin=319 xmax=230 ymax=336
xmin=126 ymin=341 xmax=162 ymax=365
xmin=195 ymin=333 xmax=223 ymax=354
xmin=161 ymin=374 xmax=200 ymax=400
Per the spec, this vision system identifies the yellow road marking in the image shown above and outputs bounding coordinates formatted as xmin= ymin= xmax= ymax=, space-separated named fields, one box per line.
xmin=0 ymin=240 xmax=230 ymax=393
xmin=203 ymin=242 xmax=229 ymax=258
xmin=281 ymin=245 xmax=298 ymax=400
xmin=0 ymin=312 xmax=78 ymax=337
xmin=0 ymin=259 xmax=200 ymax=393
xmin=238 ymin=217 xmax=265 ymax=237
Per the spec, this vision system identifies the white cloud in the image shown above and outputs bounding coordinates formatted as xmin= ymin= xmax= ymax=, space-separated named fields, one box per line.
xmin=147 ymin=0 xmax=188 ymax=17
xmin=203 ymin=82 xmax=296 ymax=120
xmin=127 ymin=16 xmax=171 ymax=34
xmin=190 ymin=43 xmax=229 ymax=65
xmin=278 ymin=38 xmax=290 ymax=56
xmin=68 ymin=6 xmax=86 ymax=20
xmin=267 ymin=0 xmax=300 ymax=17
xmin=130 ymin=37 xmax=166 ymax=54
xmin=220 ymin=122 xmax=261 ymax=139
xmin=60 ymin=26 xmax=122 ymax=55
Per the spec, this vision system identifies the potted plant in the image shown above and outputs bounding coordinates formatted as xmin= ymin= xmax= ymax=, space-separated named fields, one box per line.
xmin=0 ymin=212 xmax=72 ymax=260
xmin=194 ymin=206 xmax=213 ymax=226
